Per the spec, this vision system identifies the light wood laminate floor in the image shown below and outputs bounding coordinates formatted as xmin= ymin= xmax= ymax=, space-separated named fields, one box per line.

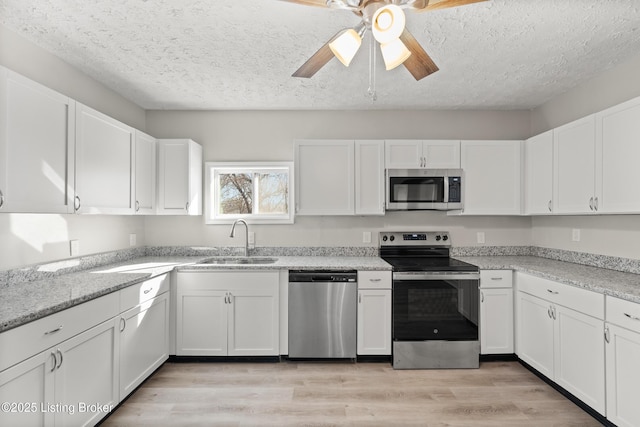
xmin=102 ymin=361 xmax=603 ymax=426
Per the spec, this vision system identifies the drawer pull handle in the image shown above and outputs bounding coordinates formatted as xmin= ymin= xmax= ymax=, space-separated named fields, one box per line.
xmin=546 ymin=289 xmax=559 ymax=295
xmin=624 ymin=313 xmax=640 ymax=321
xmin=369 ymin=278 xmax=382 ymax=282
xmin=143 ymin=288 xmax=153 ymax=294
xmin=490 ymin=277 xmax=503 ymax=281
xmin=44 ymin=325 xmax=63 ymax=335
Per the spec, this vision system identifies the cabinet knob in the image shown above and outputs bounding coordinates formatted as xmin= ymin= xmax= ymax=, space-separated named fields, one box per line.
xmin=594 ymin=196 xmax=599 ymax=211
xmin=589 ymin=197 xmax=594 ymax=211
xmin=548 ymin=200 xmax=552 ymax=212
xmin=74 ymin=195 xmax=81 ymax=211
xmin=0 ymin=189 xmax=4 ymax=208
xmin=136 ymin=200 xmax=140 ymax=212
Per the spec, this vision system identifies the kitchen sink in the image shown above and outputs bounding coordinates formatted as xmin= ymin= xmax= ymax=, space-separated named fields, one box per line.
xmin=197 ymin=257 xmax=278 ymax=265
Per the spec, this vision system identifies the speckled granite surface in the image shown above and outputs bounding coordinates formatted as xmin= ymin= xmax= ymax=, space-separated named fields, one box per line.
xmin=2 ymin=245 xmax=640 ymax=335
xmin=456 ymin=255 xmax=640 ymax=304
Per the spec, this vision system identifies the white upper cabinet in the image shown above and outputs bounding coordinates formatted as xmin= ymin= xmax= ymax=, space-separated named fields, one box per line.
xmin=596 ymin=96 xmax=640 ymax=213
xmin=524 ymin=130 xmax=553 ymax=215
xmin=295 ymin=139 xmax=385 ymax=216
xmin=134 ymin=131 xmax=156 ymax=215
xmin=355 ymin=140 xmax=385 ymax=215
xmin=75 ymin=102 xmax=135 ymax=214
xmin=157 ymin=139 xmax=203 ymax=215
xmin=459 ymin=140 xmax=522 ymax=215
xmin=553 ymin=115 xmax=597 ymax=214
xmin=385 ymin=140 xmax=460 ymax=169
xmin=0 ymin=66 xmax=76 ymax=213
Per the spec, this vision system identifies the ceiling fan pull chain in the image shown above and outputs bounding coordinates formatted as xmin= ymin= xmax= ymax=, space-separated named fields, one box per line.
xmin=367 ymin=32 xmax=377 ymax=102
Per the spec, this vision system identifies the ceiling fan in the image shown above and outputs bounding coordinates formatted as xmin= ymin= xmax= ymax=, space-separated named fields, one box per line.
xmin=281 ymin=0 xmax=488 ymax=80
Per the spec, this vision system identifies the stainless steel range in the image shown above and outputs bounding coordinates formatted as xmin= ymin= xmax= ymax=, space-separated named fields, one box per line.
xmin=380 ymin=231 xmax=480 ymax=369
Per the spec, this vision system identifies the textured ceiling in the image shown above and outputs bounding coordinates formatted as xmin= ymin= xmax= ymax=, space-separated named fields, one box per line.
xmin=1 ymin=0 xmax=640 ymax=110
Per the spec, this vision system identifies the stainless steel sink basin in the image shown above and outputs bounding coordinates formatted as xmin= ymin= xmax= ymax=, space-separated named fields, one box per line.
xmin=197 ymin=257 xmax=278 ymax=265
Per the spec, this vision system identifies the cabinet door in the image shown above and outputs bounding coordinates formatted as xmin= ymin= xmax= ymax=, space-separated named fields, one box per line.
xmin=597 ymin=97 xmax=640 ymax=213
xmin=553 ymin=115 xmax=596 ymax=214
xmin=0 ymin=350 xmax=55 ymax=427
xmin=606 ymin=323 xmax=640 ymax=427
xmin=524 ymin=130 xmax=553 ymax=215
xmin=553 ymin=305 xmax=605 ymax=414
xmin=355 ymin=140 xmax=384 ymax=215
xmin=0 ymin=66 xmax=75 ymax=213
xmin=295 ymin=140 xmax=354 ymax=215
xmin=176 ymin=289 xmax=227 ymax=356
xmin=384 ymin=140 xmax=422 ymax=168
xmin=480 ymin=288 xmax=514 ymax=355
xmin=516 ymin=292 xmax=554 ymax=378
xmin=357 ymin=289 xmax=392 ymax=355
xmin=134 ymin=131 xmax=156 ymax=214
xmin=119 ymin=292 xmax=169 ymax=400
xmin=157 ymin=139 xmax=202 ymax=215
xmin=461 ymin=140 xmax=522 ymax=215
xmin=227 ymin=287 xmax=279 ymax=356
xmin=55 ymin=317 xmax=119 ymax=427
xmin=423 ymin=140 xmax=461 ymax=168
xmin=75 ymin=103 xmax=135 ymax=214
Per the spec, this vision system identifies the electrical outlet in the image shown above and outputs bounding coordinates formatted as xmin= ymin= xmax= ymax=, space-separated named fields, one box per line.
xmin=362 ymin=231 xmax=372 ymax=243
xmin=70 ymin=240 xmax=80 ymax=257
xmin=477 ymin=232 xmax=485 ymax=244
xmin=572 ymin=229 xmax=581 ymax=242
xmin=129 ymin=233 xmax=137 ymax=246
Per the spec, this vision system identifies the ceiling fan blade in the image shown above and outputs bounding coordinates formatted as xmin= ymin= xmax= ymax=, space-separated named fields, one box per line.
xmin=292 ymin=31 xmax=343 ymax=78
xmin=399 ymin=29 xmax=439 ymax=81
xmin=278 ymin=0 xmax=329 ymax=7
xmin=415 ymin=0 xmax=488 ymax=12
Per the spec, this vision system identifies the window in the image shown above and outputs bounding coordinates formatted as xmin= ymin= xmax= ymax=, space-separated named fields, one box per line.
xmin=205 ymin=162 xmax=294 ymax=224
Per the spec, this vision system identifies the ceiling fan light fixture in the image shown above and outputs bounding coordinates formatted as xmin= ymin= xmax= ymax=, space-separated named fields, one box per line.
xmin=380 ymin=37 xmax=412 ymax=70
xmin=372 ymin=4 xmax=406 ymax=44
xmin=329 ymin=28 xmax=362 ymax=67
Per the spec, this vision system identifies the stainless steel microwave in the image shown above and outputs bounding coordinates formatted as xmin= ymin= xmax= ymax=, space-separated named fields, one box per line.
xmin=386 ymin=169 xmax=463 ymax=211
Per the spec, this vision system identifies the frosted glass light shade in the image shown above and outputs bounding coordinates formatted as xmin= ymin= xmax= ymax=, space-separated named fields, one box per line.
xmin=372 ymin=5 xmax=406 ymax=44
xmin=329 ymin=29 xmax=362 ymax=67
xmin=380 ymin=38 xmax=412 ymax=70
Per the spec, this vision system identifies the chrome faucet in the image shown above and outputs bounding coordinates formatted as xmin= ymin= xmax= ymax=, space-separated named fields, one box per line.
xmin=229 ymin=219 xmax=249 ymax=257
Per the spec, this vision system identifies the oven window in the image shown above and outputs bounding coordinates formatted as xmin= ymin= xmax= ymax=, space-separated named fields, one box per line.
xmin=389 ymin=177 xmax=444 ymax=203
xmin=393 ymin=279 xmax=478 ymax=341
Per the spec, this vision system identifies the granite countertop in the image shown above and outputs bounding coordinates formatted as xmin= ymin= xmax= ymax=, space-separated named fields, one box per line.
xmin=0 ymin=255 xmax=392 ymax=333
xmin=456 ymin=255 xmax=640 ymax=304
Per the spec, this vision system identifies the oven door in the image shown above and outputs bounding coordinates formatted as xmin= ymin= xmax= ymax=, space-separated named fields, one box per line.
xmin=393 ymin=272 xmax=480 ymax=342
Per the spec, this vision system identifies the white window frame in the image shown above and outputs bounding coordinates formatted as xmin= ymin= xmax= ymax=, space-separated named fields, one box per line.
xmin=205 ymin=161 xmax=294 ymax=224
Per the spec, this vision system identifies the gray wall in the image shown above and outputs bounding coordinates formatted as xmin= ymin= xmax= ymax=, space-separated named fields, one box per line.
xmin=0 ymin=25 xmax=146 ymax=270
xmin=144 ymin=109 xmax=533 ymax=250
xmin=529 ymin=52 xmax=640 ymax=260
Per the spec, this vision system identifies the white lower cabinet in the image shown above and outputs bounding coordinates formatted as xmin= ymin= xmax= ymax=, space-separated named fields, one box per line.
xmin=605 ymin=296 xmax=640 ymax=427
xmin=357 ymin=271 xmax=392 ymax=356
xmin=118 ymin=283 xmax=170 ymax=400
xmin=0 ymin=317 xmax=120 ymax=427
xmin=479 ymin=270 xmax=514 ymax=355
xmin=515 ymin=273 xmax=605 ymax=415
xmin=176 ymin=271 xmax=280 ymax=356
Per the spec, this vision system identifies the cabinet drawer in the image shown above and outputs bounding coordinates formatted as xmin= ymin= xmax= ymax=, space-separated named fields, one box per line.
xmin=516 ymin=273 xmax=604 ymax=319
xmin=0 ymin=292 xmax=119 ymax=372
xmin=607 ymin=296 xmax=640 ymax=333
xmin=120 ymin=273 xmax=170 ymax=312
xmin=358 ymin=270 xmax=391 ymax=289
xmin=480 ymin=270 xmax=512 ymax=288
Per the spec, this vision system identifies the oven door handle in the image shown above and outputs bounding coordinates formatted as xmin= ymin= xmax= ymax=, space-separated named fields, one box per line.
xmin=393 ymin=272 xmax=480 ymax=281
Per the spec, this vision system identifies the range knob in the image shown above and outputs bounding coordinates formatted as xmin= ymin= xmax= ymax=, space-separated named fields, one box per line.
xmin=442 ymin=235 xmax=449 ymax=241
xmin=382 ymin=235 xmax=388 ymax=242
xmin=389 ymin=235 xmax=395 ymax=242
xmin=435 ymin=235 xmax=442 ymax=241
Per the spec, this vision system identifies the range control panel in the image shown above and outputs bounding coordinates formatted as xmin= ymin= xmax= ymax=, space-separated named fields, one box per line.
xmin=379 ymin=231 xmax=451 ymax=246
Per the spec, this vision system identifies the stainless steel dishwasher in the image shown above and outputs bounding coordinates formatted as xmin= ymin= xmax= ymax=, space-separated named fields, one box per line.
xmin=288 ymin=270 xmax=357 ymax=359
